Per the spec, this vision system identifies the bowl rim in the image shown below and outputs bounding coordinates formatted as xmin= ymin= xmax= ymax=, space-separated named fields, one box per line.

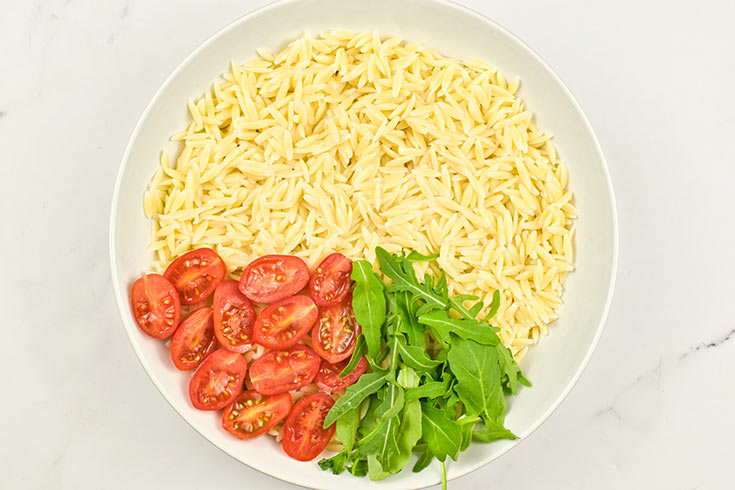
xmin=109 ymin=0 xmax=619 ymax=487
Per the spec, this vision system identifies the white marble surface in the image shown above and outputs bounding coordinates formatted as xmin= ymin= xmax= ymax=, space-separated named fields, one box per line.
xmin=2 ymin=0 xmax=734 ymax=488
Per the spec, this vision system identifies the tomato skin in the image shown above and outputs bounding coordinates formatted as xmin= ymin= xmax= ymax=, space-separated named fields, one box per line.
xmin=213 ymin=280 xmax=256 ymax=353
xmin=170 ymin=307 xmax=217 ymax=371
xmin=164 ymin=248 xmax=226 ymax=305
xmin=253 ymin=295 xmax=318 ymax=349
xmin=309 ymin=253 xmax=353 ymax=307
xmin=221 ymin=391 xmax=291 ymax=440
xmin=189 ymin=349 xmax=248 ymax=410
xmin=238 ymin=255 xmax=309 ymax=304
xmin=312 ymin=296 xmax=361 ymax=364
xmin=314 ymin=356 xmax=367 ymax=392
xmin=282 ymin=393 xmax=336 ymax=462
xmin=249 ymin=345 xmax=320 ymax=395
xmin=130 ymin=274 xmax=180 ymax=339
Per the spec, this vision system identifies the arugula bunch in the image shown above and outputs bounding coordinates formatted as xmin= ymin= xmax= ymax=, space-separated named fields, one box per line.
xmin=318 ymin=248 xmax=529 ymax=486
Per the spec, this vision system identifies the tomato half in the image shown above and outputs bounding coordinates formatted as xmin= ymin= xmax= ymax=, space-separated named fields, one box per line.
xmin=249 ymin=345 xmax=320 ymax=395
xmin=312 ymin=297 xmax=361 ymax=363
xmin=309 ymin=253 xmax=353 ymax=306
xmin=253 ymin=295 xmax=318 ymax=349
xmin=221 ymin=391 xmax=292 ymax=440
xmin=314 ymin=356 xmax=367 ymax=392
xmin=164 ymin=248 xmax=226 ymax=305
xmin=170 ymin=307 xmax=217 ymax=371
xmin=282 ymin=393 xmax=336 ymax=461
xmin=238 ymin=255 xmax=309 ymax=304
xmin=189 ymin=349 xmax=248 ymax=410
xmin=130 ymin=274 xmax=180 ymax=339
xmin=213 ymin=280 xmax=256 ymax=353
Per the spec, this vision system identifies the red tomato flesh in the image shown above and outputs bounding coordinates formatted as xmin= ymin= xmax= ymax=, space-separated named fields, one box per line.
xmin=249 ymin=345 xmax=320 ymax=395
xmin=309 ymin=253 xmax=353 ymax=307
xmin=314 ymin=356 xmax=367 ymax=392
xmin=282 ymin=393 xmax=336 ymax=461
xmin=189 ymin=349 xmax=248 ymax=410
xmin=253 ymin=295 xmax=318 ymax=349
xmin=221 ymin=391 xmax=291 ymax=440
xmin=130 ymin=274 xmax=180 ymax=339
xmin=213 ymin=280 xmax=256 ymax=353
xmin=164 ymin=248 xmax=226 ymax=305
xmin=170 ymin=307 xmax=217 ymax=371
xmin=238 ymin=255 xmax=309 ymax=304
xmin=312 ymin=296 xmax=360 ymax=363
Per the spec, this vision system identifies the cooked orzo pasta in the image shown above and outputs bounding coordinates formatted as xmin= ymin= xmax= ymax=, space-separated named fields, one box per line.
xmin=144 ymin=30 xmax=577 ymax=360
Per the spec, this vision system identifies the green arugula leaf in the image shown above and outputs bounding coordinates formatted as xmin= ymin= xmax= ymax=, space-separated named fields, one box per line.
xmin=376 ymin=247 xmax=448 ymax=311
xmin=318 ymin=449 xmax=349 ymax=474
xmin=447 ymin=338 xmax=505 ymax=421
xmin=336 ymin=407 xmax=360 ymax=453
xmin=460 ymin=423 xmax=473 ymax=451
xmin=496 ymin=342 xmax=526 ymax=395
xmin=473 ymin=417 xmax=517 ymax=443
xmin=351 ymin=260 xmax=387 ymax=358
xmin=340 ymin=335 xmax=366 ymax=377
xmin=376 ymin=383 xmax=405 ymax=422
xmin=325 ymin=372 xmax=388 ymax=427
xmin=405 ymin=250 xmax=440 ymax=262
xmin=420 ymin=402 xmax=462 ymax=462
xmin=486 ymin=290 xmax=501 ymax=320
xmin=405 ymin=379 xmax=449 ymax=400
xmin=359 ymin=416 xmax=399 ymax=462
xmin=386 ymin=399 xmax=422 ymax=473
xmin=396 ymin=336 xmax=441 ymax=371
xmin=395 ymin=291 xmax=424 ymax=346
xmin=412 ymin=445 xmax=434 ymax=473
xmin=418 ymin=310 xmax=500 ymax=346
xmin=396 ymin=366 xmax=420 ymax=389
xmin=367 ymin=454 xmax=392 ymax=481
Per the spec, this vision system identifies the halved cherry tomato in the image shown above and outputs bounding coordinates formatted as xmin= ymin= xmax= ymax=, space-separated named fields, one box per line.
xmin=189 ymin=349 xmax=248 ymax=410
xmin=314 ymin=356 xmax=367 ymax=392
xmin=221 ymin=391 xmax=291 ymax=440
xmin=249 ymin=345 xmax=320 ymax=395
xmin=213 ymin=280 xmax=256 ymax=353
xmin=170 ymin=307 xmax=217 ymax=371
xmin=309 ymin=253 xmax=353 ymax=307
xmin=164 ymin=248 xmax=226 ymax=305
xmin=253 ymin=295 xmax=317 ymax=349
xmin=312 ymin=296 xmax=360 ymax=363
xmin=130 ymin=274 xmax=180 ymax=339
xmin=238 ymin=255 xmax=309 ymax=304
xmin=282 ymin=393 xmax=336 ymax=461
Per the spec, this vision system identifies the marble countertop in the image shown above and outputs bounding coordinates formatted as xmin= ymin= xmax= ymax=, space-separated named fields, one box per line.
xmin=2 ymin=0 xmax=734 ymax=488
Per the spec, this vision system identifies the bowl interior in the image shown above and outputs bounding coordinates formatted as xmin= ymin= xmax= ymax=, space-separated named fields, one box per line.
xmin=110 ymin=0 xmax=617 ymax=488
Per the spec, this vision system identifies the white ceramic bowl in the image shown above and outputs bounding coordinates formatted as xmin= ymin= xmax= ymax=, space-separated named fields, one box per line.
xmin=110 ymin=0 xmax=617 ymax=488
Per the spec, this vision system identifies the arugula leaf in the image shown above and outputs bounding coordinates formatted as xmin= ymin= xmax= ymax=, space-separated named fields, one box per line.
xmin=405 ymin=379 xmax=449 ymax=400
xmin=496 ymin=342 xmax=528 ymax=394
xmin=460 ymin=423 xmax=473 ymax=452
xmin=412 ymin=445 xmax=434 ymax=473
xmin=349 ymin=458 xmax=368 ymax=477
xmin=336 ymin=407 xmax=360 ymax=453
xmin=318 ymin=450 xmax=349 ymax=474
xmin=396 ymin=366 xmax=420 ymax=389
xmin=418 ymin=310 xmax=500 ymax=346
xmin=376 ymin=383 xmax=405 ymax=422
xmin=486 ymin=289 xmax=501 ymax=320
xmin=396 ymin=336 xmax=441 ymax=371
xmin=473 ymin=417 xmax=517 ymax=443
xmin=325 ymin=372 xmax=388 ymax=427
xmin=376 ymin=247 xmax=448 ymax=311
xmin=359 ymin=416 xmax=399 ymax=465
xmin=405 ymin=250 xmax=439 ymax=262
xmin=394 ymin=291 xmax=424 ymax=346
xmin=351 ymin=260 xmax=387 ymax=358
xmin=420 ymin=402 xmax=462 ymax=462
xmin=386 ymin=399 xmax=422 ymax=473
xmin=367 ymin=454 xmax=392 ymax=481
xmin=340 ymin=335 xmax=366 ymax=377
xmin=447 ymin=338 xmax=505 ymax=421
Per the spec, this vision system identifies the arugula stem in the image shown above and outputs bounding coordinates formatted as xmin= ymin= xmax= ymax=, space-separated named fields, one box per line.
xmin=440 ymin=461 xmax=447 ymax=490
